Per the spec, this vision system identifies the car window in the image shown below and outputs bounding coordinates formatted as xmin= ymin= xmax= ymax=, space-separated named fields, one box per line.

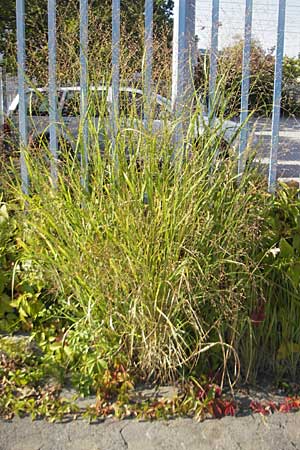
xmin=27 ymin=92 xmax=50 ymax=116
xmin=119 ymin=91 xmax=144 ymax=119
xmin=62 ymin=91 xmax=81 ymax=117
xmin=31 ymin=92 xmax=65 ymax=116
xmin=153 ymin=101 xmax=171 ymax=121
xmin=10 ymin=89 xmax=169 ymax=120
xmin=62 ymin=90 xmax=110 ymax=118
xmin=11 ymin=91 xmax=62 ymax=116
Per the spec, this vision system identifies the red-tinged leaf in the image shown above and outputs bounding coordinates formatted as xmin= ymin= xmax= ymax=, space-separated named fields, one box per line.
xmin=250 ymin=400 xmax=269 ymax=415
xmin=263 ymin=403 xmax=277 ymax=414
xmin=206 ymin=402 xmax=214 ymax=416
xmin=214 ymin=386 xmax=222 ymax=398
xmin=211 ymin=399 xmax=225 ymax=418
xmin=250 ymin=302 xmax=266 ymax=326
xmin=196 ymin=388 xmax=206 ymax=401
xmin=224 ymin=401 xmax=236 ymax=416
xmin=288 ymin=397 xmax=300 ymax=409
xmin=279 ymin=402 xmax=292 ymax=413
xmin=279 ymin=397 xmax=300 ymax=411
xmin=265 ymin=401 xmax=278 ymax=413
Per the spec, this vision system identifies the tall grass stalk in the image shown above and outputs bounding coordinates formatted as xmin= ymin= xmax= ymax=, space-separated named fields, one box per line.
xmin=5 ymin=87 xmax=276 ymax=386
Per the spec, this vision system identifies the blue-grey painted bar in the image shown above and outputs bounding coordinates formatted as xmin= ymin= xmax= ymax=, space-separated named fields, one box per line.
xmin=0 ymin=67 xmax=4 ymax=127
xmin=48 ymin=0 xmax=58 ymax=185
xmin=184 ymin=0 xmax=196 ymax=102
xmin=172 ymin=0 xmax=187 ymax=113
xmin=268 ymin=0 xmax=286 ymax=193
xmin=171 ymin=0 xmax=187 ymax=152
xmin=80 ymin=0 xmax=88 ymax=188
xmin=111 ymin=0 xmax=120 ymax=166
xmin=208 ymin=0 xmax=219 ymax=117
xmin=16 ymin=0 xmax=29 ymax=194
xmin=238 ymin=0 xmax=253 ymax=175
xmin=171 ymin=0 xmax=196 ymax=156
xmin=144 ymin=0 xmax=153 ymax=127
xmin=171 ymin=0 xmax=180 ymax=112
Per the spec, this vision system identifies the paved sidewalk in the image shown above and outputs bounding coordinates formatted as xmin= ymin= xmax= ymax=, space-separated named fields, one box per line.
xmin=1 ymin=412 xmax=300 ymax=450
xmin=250 ymin=116 xmax=300 ymax=182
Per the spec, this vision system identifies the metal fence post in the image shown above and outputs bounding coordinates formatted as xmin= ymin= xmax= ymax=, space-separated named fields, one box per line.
xmin=48 ymin=0 xmax=58 ymax=186
xmin=172 ymin=0 xmax=187 ymax=155
xmin=80 ymin=0 xmax=89 ymax=189
xmin=144 ymin=0 xmax=153 ymax=127
xmin=208 ymin=0 xmax=219 ymax=117
xmin=0 ymin=66 xmax=4 ymax=127
xmin=268 ymin=0 xmax=286 ymax=193
xmin=111 ymin=0 xmax=120 ymax=171
xmin=172 ymin=0 xmax=187 ymax=112
xmin=238 ymin=0 xmax=253 ymax=175
xmin=172 ymin=0 xmax=196 ymax=158
xmin=185 ymin=0 xmax=196 ymax=102
xmin=16 ymin=0 xmax=29 ymax=194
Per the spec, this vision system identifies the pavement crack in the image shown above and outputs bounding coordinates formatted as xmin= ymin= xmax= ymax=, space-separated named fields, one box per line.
xmin=120 ymin=425 xmax=129 ymax=449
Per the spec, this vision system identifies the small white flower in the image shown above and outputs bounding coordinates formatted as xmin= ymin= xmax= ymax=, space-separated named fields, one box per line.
xmin=268 ymin=247 xmax=280 ymax=257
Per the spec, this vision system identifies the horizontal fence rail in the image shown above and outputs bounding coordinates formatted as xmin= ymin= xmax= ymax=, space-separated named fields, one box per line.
xmin=13 ymin=0 xmax=291 ymax=193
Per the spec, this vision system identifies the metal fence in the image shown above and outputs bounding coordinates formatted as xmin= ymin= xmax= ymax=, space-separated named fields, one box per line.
xmin=13 ymin=0 xmax=288 ymax=193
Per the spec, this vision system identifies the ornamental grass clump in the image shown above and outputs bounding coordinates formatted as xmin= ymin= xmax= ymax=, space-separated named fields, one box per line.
xmin=5 ymin=90 xmax=273 ymax=387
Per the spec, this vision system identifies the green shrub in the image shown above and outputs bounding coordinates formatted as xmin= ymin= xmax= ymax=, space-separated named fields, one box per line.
xmin=195 ymin=40 xmax=300 ymax=117
xmin=0 ymin=197 xmax=18 ymax=331
xmin=0 ymin=196 xmax=46 ymax=333
xmin=234 ymin=183 xmax=300 ymax=382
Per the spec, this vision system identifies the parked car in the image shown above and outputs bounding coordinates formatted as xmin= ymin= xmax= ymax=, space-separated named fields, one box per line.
xmin=1 ymin=85 xmax=239 ymax=159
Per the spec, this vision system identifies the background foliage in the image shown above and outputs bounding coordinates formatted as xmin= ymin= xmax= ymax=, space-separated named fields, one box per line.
xmin=195 ymin=39 xmax=300 ymax=116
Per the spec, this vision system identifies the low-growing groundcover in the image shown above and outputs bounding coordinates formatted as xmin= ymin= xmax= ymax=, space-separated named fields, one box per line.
xmin=1 ymin=110 xmax=300 ymax=421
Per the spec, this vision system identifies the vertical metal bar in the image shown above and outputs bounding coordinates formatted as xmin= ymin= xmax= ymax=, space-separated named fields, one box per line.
xmin=80 ymin=0 xmax=88 ymax=189
xmin=112 ymin=0 xmax=120 ymax=168
xmin=185 ymin=0 xmax=196 ymax=101
xmin=0 ymin=67 xmax=4 ymax=127
xmin=268 ymin=0 xmax=286 ymax=193
xmin=171 ymin=0 xmax=180 ymax=112
xmin=16 ymin=0 xmax=29 ymax=194
xmin=48 ymin=0 xmax=58 ymax=185
xmin=2 ymin=71 xmax=7 ymax=118
xmin=171 ymin=0 xmax=187 ymax=154
xmin=208 ymin=0 xmax=219 ymax=117
xmin=144 ymin=0 xmax=153 ymax=127
xmin=172 ymin=0 xmax=187 ymax=112
xmin=238 ymin=0 xmax=253 ymax=175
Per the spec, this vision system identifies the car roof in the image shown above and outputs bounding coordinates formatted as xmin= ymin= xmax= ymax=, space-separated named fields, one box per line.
xmin=8 ymin=86 xmax=171 ymax=112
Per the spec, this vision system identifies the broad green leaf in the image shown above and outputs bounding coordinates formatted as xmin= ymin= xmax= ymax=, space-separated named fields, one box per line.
xmin=288 ymin=262 xmax=300 ymax=287
xmin=293 ymin=234 xmax=300 ymax=252
xmin=0 ymin=293 xmax=14 ymax=315
xmin=0 ymin=272 xmax=5 ymax=294
xmin=279 ymin=238 xmax=294 ymax=258
xmin=0 ymin=205 xmax=9 ymax=224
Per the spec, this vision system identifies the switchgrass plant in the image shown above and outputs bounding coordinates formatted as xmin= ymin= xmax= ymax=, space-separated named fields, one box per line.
xmin=4 ymin=88 xmax=278 ymax=390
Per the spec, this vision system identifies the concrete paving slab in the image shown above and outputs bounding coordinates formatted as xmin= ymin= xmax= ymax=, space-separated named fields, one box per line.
xmin=1 ymin=412 xmax=300 ymax=450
